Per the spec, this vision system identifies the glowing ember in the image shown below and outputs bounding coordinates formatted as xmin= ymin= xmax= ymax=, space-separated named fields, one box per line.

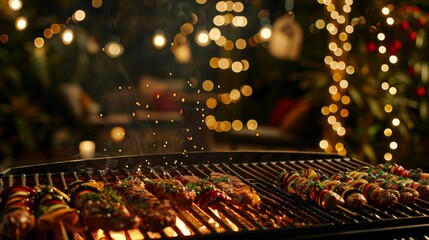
xmin=176 ymin=217 xmax=193 ymax=236
xmin=109 ymin=230 xmax=127 ymax=240
xmin=128 ymin=229 xmax=144 ymax=240
xmin=163 ymin=227 xmax=177 ymax=237
xmin=91 ymin=229 xmax=107 ymax=240
xmin=146 ymin=231 xmax=161 ymax=239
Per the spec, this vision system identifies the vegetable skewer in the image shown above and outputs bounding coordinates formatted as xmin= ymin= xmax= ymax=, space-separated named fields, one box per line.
xmin=34 ymin=185 xmax=85 ymax=234
xmin=301 ymin=168 xmax=367 ymax=208
xmin=278 ymin=170 xmax=345 ymax=210
xmin=0 ymin=186 xmax=36 ymax=239
xmin=358 ymin=164 xmax=429 ymax=201
xmin=346 ymin=170 xmax=419 ymax=204
xmin=331 ymin=172 xmax=400 ymax=207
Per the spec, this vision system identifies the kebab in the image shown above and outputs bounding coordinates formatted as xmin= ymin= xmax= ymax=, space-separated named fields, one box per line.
xmin=174 ymin=175 xmax=232 ymax=208
xmin=300 ymin=168 xmax=367 ymax=208
xmin=207 ymin=172 xmax=262 ymax=208
xmin=141 ymin=177 xmax=196 ymax=210
xmin=330 ymin=172 xmax=400 ymax=207
xmin=34 ymin=185 xmax=85 ymax=234
xmin=346 ymin=170 xmax=419 ymax=204
xmin=0 ymin=186 xmax=36 ymax=239
xmin=67 ymin=180 xmax=141 ymax=231
xmin=278 ymin=170 xmax=345 ymax=210
xmin=105 ymin=177 xmax=177 ymax=232
xmin=355 ymin=165 xmax=429 ymax=201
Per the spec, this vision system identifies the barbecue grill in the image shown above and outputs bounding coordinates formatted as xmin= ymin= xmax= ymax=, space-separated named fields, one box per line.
xmin=2 ymin=150 xmax=429 ymax=240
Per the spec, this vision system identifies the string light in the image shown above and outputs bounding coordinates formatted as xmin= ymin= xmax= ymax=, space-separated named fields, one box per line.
xmin=319 ymin=0 xmax=353 ymax=156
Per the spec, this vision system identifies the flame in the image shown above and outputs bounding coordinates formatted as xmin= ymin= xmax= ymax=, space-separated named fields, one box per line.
xmin=208 ymin=208 xmax=220 ymax=228
xmin=209 ymin=208 xmax=239 ymax=232
xmin=175 ymin=217 xmax=193 ymax=236
xmin=128 ymin=229 xmax=144 ymax=240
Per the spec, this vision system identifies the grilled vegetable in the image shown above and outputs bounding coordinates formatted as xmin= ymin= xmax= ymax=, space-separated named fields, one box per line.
xmin=68 ymin=180 xmax=140 ymax=231
xmin=174 ymin=175 xmax=232 ymax=208
xmin=0 ymin=186 xmax=36 ymax=238
xmin=106 ymin=177 xmax=177 ymax=232
xmin=278 ymin=170 xmax=345 ymax=210
xmin=34 ymin=185 xmax=85 ymax=233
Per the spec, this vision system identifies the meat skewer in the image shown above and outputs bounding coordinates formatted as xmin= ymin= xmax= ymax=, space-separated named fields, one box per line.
xmin=301 ymin=168 xmax=367 ymax=208
xmin=67 ymin=180 xmax=141 ymax=231
xmin=207 ymin=172 xmax=262 ymax=208
xmin=331 ymin=173 xmax=400 ymax=207
xmin=174 ymin=175 xmax=232 ymax=208
xmin=105 ymin=177 xmax=177 ymax=232
xmin=0 ymin=186 xmax=36 ymax=239
xmin=278 ymin=170 xmax=345 ymax=210
xmin=34 ymin=185 xmax=86 ymax=234
xmin=346 ymin=170 xmax=419 ymax=204
xmin=357 ymin=164 xmax=429 ymax=201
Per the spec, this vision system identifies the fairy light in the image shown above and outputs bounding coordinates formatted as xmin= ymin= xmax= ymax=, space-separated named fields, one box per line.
xmin=153 ymin=31 xmax=167 ymax=49
xmin=378 ymin=5 xmax=400 ymax=161
xmin=15 ymin=16 xmax=27 ymax=31
xmin=319 ymin=0 xmax=353 ymax=156
xmin=8 ymin=0 xmax=22 ymax=11
xmin=61 ymin=29 xmax=74 ymax=45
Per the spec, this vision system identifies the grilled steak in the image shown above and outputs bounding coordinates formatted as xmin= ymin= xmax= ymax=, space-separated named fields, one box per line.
xmin=68 ymin=180 xmax=141 ymax=231
xmin=174 ymin=175 xmax=231 ymax=208
xmin=143 ymin=178 xmax=196 ymax=210
xmin=108 ymin=177 xmax=177 ymax=232
xmin=209 ymin=172 xmax=261 ymax=208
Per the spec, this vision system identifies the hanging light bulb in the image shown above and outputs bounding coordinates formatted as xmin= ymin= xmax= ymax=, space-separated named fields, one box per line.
xmin=268 ymin=0 xmax=303 ymax=60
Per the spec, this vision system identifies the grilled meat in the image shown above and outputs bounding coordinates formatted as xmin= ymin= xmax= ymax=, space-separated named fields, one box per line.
xmin=0 ymin=186 xmax=36 ymax=239
xmin=142 ymin=178 xmax=196 ymax=210
xmin=34 ymin=185 xmax=85 ymax=233
xmin=174 ymin=175 xmax=231 ymax=208
xmin=107 ymin=177 xmax=177 ymax=232
xmin=208 ymin=172 xmax=261 ymax=208
xmin=68 ymin=180 xmax=140 ymax=231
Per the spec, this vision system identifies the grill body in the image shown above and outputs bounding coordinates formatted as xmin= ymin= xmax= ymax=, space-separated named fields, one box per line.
xmin=1 ymin=150 xmax=429 ymax=239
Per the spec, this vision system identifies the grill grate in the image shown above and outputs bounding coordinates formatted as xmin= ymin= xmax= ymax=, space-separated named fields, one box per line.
xmin=2 ymin=151 xmax=429 ymax=239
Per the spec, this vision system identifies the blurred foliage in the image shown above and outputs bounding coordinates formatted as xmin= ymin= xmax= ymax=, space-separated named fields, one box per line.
xmin=339 ymin=0 xmax=429 ymax=167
